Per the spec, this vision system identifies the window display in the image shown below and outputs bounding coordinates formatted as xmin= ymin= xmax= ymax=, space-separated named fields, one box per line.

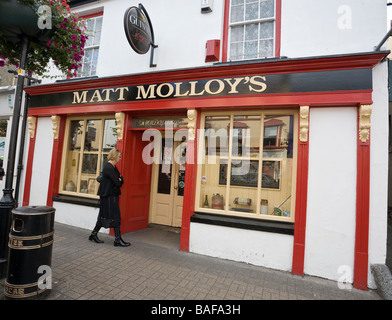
xmin=60 ymin=116 xmax=117 ymax=197
xmin=197 ymin=112 xmax=297 ymax=222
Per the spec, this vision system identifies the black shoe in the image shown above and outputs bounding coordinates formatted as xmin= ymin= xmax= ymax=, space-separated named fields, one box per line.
xmin=114 ymin=227 xmax=130 ymax=247
xmin=114 ymin=237 xmax=130 ymax=247
xmin=89 ymin=232 xmax=104 ymax=243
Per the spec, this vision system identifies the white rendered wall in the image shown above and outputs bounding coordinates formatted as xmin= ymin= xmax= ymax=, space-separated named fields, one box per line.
xmin=189 ymin=223 xmax=294 ymax=271
xmin=304 ymin=107 xmax=357 ymax=283
xmin=80 ymin=0 xmax=224 ymax=78
xmin=281 ymin=0 xmax=387 ymax=58
xmin=25 ymin=116 xmax=105 ymax=233
xmin=29 ymin=117 xmax=53 ymax=206
xmin=38 ymin=0 xmax=387 ymax=83
xmin=368 ymin=61 xmax=389 ymax=288
xmin=53 ymin=201 xmax=108 ymax=234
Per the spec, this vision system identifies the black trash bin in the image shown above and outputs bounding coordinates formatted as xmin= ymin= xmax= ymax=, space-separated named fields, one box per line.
xmin=4 ymin=206 xmax=55 ymax=299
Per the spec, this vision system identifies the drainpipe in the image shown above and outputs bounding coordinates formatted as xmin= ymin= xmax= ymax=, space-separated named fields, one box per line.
xmin=14 ymin=78 xmax=30 ymax=206
xmin=375 ymin=27 xmax=392 ymax=51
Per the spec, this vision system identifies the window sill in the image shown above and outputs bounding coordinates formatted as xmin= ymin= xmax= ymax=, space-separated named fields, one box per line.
xmin=190 ymin=211 xmax=294 ymax=235
xmin=52 ymin=194 xmax=100 ymax=208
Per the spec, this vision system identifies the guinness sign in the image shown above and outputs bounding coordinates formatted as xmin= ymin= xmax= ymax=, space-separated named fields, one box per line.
xmin=124 ymin=5 xmax=154 ymax=54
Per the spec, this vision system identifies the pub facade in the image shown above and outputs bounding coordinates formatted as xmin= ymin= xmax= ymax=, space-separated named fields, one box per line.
xmin=19 ymin=0 xmax=389 ymax=290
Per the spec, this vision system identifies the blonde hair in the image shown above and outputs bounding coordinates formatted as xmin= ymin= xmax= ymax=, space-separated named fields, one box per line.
xmin=107 ymin=148 xmax=122 ymax=161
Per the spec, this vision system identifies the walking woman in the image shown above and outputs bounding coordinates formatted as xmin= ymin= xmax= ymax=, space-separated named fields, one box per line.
xmin=89 ymin=148 xmax=130 ymax=247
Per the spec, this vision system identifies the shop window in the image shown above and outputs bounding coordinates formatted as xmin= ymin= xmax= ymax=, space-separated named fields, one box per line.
xmin=197 ymin=111 xmax=297 ymax=222
xmin=78 ymin=14 xmax=103 ymax=77
xmin=60 ymin=116 xmax=117 ymax=198
xmin=226 ymin=0 xmax=278 ymax=61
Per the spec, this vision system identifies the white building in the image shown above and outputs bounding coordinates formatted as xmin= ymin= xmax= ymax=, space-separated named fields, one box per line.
xmin=13 ymin=0 xmax=390 ymax=290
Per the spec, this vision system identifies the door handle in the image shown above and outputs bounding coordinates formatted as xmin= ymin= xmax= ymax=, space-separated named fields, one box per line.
xmin=173 ymin=167 xmax=178 ymax=190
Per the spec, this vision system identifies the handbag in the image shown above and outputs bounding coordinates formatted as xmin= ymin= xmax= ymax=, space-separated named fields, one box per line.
xmin=96 ymin=172 xmax=102 ymax=183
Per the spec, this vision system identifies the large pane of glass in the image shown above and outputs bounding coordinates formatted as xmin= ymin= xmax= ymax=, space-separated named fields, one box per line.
xmin=228 ymin=115 xmax=260 ymax=214
xmin=244 ymin=41 xmax=258 ymax=59
xmin=102 ymin=119 xmax=117 ymax=152
xmin=231 ymin=25 xmax=244 ymax=42
xmin=260 ymin=0 xmax=275 ymax=19
xmin=230 ymin=42 xmax=243 ymax=61
xmin=230 ymin=4 xmax=244 ymax=23
xmin=93 ymin=17 xmax=103 ymax=46
xmin=176 ymin=142 xmax=187 ymax=197
xmin=259 ymin=39 xmax=273 ymax=58
xmin=158 ymin=138 xmax=172 ymax=195
xmin=227 ymin=160 xmax=258 ymax=213
xmin=199 ymin=116 xmax=230 ymax=209
xmin=232 ymin=115 xmax=260 ymax=157
xmin=63 ymin=120 xmax=84 ymax=192
xmin=261 ymin=115 xmax=294 ymax=217
xmin=84 ymin=119 xmax=102 ymax=151
xmin=80 ymin=119 xmax=102 ymax=195
xmin=245 ymin=2 xmax=258 ymax=20
xmin=260 ymin=21 xmax=274 ymax=39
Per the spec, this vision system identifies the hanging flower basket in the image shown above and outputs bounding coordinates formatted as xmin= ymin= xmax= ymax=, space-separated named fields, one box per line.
xmin=0 ymin=0 xmax=88 ymax=78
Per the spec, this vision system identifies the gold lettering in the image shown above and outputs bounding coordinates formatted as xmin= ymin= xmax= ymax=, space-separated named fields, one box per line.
xmin=174 ymin=82 xmax=189 ymax=97
xmin=224 ymin=77 xmax=244 ymax=94
xmin=205 ymin=79 xmax=225 ymax=95
xmin=136 ymin=84 xmax=157 ymax=99
xmin=89 ymin=90 xmax=103 ymax=103
xmin=156 ymin=83 xmax=174 ymax=98
xmin=101 ymin=88 xmax=115 ymax=101
xmin=189 ymin=81 xmax=205 ymax=96
xmin=249 ymin=76 xmax=267 ymax=93
xmin=72 ymin=91 xmax=88 ymax=104
xmin=115 ymin=87 xmax=129 ymax=101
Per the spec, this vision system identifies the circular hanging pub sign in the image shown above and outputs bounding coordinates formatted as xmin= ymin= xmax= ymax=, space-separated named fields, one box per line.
xmin=124 ymin=6 xmax=153 ymax=54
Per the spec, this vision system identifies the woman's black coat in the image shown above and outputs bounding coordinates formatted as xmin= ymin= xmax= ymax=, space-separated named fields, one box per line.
xmin=97 ymin=162 xmax=124 ymax=197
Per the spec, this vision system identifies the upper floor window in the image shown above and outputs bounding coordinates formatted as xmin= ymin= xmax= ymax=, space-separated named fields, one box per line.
xmin=227 ymin=0 xmax=279 ymax=61
xmin=77 ymin=14 xmax=103 ymax=77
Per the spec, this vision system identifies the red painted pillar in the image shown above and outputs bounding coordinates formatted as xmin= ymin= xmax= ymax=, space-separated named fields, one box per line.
xmin=292 ymin=106 xmax=310 ymax=276
xmin=180 ymin=109 xmax=199 ymax=252
xmin=354 ymin=104 xmax=372 ymax=290
xmin=46 ymin=115 xmax=66 ymax=206
xmin=22 ymin=116 xmax=38 ymax=206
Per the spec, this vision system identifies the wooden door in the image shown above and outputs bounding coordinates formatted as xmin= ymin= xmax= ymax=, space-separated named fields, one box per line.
xmin=121 ymin=130 xmax=152 ymax=233
xmin=150 ymin=139 xmax=186 ymax=227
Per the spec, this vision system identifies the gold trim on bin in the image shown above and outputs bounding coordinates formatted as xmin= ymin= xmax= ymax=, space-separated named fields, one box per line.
xmin=8 ymin=231 xmax=54 ymax=250
xmin=4 ymin=281 xmax=47 ymax=299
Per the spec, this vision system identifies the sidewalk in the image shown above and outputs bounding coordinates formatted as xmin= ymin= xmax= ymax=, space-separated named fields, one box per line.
xmin=0 ymin=222 xmax=382 ymax=301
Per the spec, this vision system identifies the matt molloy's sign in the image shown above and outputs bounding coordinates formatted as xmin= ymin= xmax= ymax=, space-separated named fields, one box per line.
xmin=71 ymin=76 xmax=268 ymax=104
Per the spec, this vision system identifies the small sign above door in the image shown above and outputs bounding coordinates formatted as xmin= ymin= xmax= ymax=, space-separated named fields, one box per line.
xmin=132 ymin=116 xmax=188 ymax=129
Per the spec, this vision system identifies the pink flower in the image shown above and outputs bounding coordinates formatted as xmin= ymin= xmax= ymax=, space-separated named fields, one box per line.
xmin=0 ymin=60 xmax=4 ymax=67
xmin=47 ymin=40 xmax=52 ymax=46
xmin=70 ymin=35 xmax=77 ymax=40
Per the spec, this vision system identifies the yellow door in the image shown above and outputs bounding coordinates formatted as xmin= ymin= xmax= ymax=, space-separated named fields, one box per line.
xmin=150 ymin=138 xmax=186 ymax=227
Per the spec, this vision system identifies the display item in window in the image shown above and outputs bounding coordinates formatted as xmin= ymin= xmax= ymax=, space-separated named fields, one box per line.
xmin=261 ymin=199 xmax=268 ymax=214
xmin=65 ymin=180 xmax=76 ymax=192
xmin=203 ymin=195 xmax=209 ymax=208
xmin=211 ymin=193 xmax=224 ymax=210
xmin=271 ymin=195 xmax=291 ymax=216
xmin=89 ymin=148 xmax=130 ymax=247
